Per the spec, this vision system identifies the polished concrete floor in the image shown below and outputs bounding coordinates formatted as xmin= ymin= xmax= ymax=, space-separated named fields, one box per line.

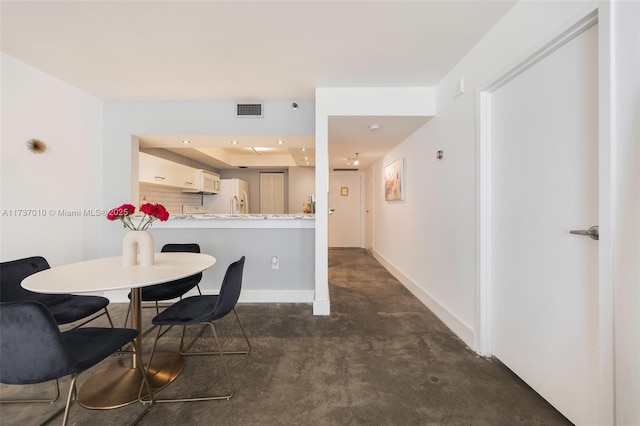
xmin=0 ymin=248 xmax=571 ymax=425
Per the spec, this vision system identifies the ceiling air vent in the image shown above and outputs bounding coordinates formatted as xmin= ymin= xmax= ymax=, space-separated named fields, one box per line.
xmin=333 ymin=168 xmax=359 ymax=171
xmin=235 ymin=102 xmax=263 ymax=117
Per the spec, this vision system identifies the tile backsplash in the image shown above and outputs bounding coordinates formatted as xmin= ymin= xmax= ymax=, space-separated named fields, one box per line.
xmin=139 ymin=183 xmax=202 ymax=215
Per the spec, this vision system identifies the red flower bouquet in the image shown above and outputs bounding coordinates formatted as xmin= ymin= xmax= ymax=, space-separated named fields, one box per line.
xmin=107 ymin=203 xmax=169 ymax=230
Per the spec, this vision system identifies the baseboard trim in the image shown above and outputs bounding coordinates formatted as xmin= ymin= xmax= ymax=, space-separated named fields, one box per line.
xmin=240 ymin=290 xmax=315 ymax=304
xmin=371 ymin=250 xmax=475 ymax=348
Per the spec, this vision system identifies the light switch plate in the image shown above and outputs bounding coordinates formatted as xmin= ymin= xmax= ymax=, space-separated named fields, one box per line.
xmin=454 ymin=76 xmax=465 ymax=98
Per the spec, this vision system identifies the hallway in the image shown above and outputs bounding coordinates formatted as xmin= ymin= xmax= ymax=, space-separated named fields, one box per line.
xmin=0 ymin=249 xmax=570 ymax=425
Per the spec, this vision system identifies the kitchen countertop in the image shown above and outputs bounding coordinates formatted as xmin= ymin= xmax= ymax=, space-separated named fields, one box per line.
xmin=170 ymin=213 xmax=315 ymax=220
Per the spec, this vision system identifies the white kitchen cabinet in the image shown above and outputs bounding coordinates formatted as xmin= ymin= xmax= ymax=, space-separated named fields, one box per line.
xmin=139 ymin=152 xmax=198 ymax=190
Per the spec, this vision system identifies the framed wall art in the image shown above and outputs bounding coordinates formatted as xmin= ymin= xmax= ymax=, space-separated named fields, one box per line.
xmin=384 ymin=157 xmax=405 ymax=201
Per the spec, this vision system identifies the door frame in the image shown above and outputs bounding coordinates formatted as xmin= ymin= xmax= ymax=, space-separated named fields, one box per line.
xmin=475 ymin=8 xmax=614 ymax=424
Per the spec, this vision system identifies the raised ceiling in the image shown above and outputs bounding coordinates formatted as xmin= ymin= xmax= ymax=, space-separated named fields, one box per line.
xmin=1 ymin=1 xmax=515 ymax=169
xmin=138 ymin=133 xmax=317 ymax=169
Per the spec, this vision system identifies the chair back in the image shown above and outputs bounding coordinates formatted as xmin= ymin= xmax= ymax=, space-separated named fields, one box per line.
xmin=0 ymin=256 xmax=68 ymax=305
xmin=0 ymin=301 xmax=73 ymax=385
xmin=161 ymin=243 xmax=201 ymax=254
xmin=212 ymin=256 xmax=246 ymax=319
xmin=160 ymin=243 xmax=203 ymax=290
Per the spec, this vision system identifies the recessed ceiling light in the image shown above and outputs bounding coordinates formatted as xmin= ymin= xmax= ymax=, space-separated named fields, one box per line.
xmin=301 ymin=148 xmax=306 ymax=152
xmin=368 ymin=124 xmax=381 ymax=131
xmin=182 ymin=140 xmax=191 ymax=144
xmin=231 ymin=140 xmax=239 ymax=145
xmin=277 ymin=140 xmax=284 ymax=144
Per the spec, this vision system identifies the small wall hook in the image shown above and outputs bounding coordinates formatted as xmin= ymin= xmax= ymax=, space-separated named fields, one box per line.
xmin=436 ymin=150 xmax=444 ymax=160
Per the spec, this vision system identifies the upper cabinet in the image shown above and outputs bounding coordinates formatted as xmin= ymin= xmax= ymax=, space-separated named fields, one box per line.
xmin=139 ymin=152 xmax=198 ymax=191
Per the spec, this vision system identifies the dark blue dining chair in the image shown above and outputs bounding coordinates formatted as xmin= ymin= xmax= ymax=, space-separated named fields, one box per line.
xmin=144 ymin=256 xmax=249 ymax=403
xmin=0 ymin=256 xmax=114 ymax=404
xmin=0 ymin=300 xmax=153 ymax=425
xmin=0 ymin=256 xmax=113 ymax=328
xmin=123 ymin=243 xmax=203 ymax=328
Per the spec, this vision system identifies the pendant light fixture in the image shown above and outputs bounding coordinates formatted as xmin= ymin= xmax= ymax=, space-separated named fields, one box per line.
xmin=346 ymin=153 xmax=360 ymax=166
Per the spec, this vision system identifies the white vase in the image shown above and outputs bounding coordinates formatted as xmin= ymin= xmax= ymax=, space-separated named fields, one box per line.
xmin=122 ymin=230 xmax=154 ymax=267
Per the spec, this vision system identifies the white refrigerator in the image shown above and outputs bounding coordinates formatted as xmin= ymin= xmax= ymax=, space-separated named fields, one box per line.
xmin=204 ymin=178 xmax=250 ymax=214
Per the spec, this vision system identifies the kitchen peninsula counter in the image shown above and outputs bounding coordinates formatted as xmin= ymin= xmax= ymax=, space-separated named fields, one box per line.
xmin=107 ymin=213 xmax=316 ymax=306
xmin=143 ymin=214 xmax=315 ymax=304
xmin=152 ymin=214 xmax=315 ymax=229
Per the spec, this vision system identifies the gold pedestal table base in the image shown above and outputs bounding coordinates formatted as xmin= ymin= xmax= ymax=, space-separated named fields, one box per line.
xmin=78 ymin=351 xmax=184 ymax=409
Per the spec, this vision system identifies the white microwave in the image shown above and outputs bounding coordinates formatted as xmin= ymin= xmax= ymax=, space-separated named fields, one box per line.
xmin=183 ymin=170 xmax=220 ymax=194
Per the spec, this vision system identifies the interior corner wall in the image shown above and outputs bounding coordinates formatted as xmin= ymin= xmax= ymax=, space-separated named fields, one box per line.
xmin=0 ymin=53 xmax=104 ymax=265
xmin=369 ymin=1 xmax=600 ymax=349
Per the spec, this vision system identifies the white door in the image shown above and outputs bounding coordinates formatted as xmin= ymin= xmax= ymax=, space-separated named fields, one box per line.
xmin=329 ymin=172 xmax=361 ymax=247
xmin=491 ymin=25 xmax=598 ymax=424
xmin=260 ymin=173 xmax=284 ymax=214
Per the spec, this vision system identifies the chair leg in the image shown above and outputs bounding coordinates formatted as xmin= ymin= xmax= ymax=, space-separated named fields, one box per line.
xmin=143 ymin=322 xmax=235 ymax=403
xmin=123 ymin=302 xmax=131 ymax=328
xmin=130 ymin=339 xmax=154 ymax=424
xmin=144 ymin=325 xmax=164 ymax=376
xmin=104 ymin=308 xmax=114 ymax=328
xmin=0 ymin=379 xmax=60 ymax=404
xmin=65 ymin=307 xmax=114 ymax=330
xmin=61 ymin=373 xmax=80 ymax=426
xmin=230 ymin=307 xmax=252 ymax=355
xmin=179 ymin=307 xmax=251 ymax=356
xmin=178 ymin=325 xmax=187 ymax=353
xmin=202 ymin=322 xmax=234 ymax=401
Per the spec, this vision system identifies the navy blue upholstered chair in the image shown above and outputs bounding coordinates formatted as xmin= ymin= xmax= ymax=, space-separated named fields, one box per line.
xmin=145 ymin=256 xmax=249 ymax=403
xmin=0 ymin=256 xmax=113 ymax=329
xmin=0 ymin=256 xmax=114 ymax=404
xmin=0 ymin=300 xmax=153 ymax=426
xmin=123 ymin=243 xmax=203 ymax=327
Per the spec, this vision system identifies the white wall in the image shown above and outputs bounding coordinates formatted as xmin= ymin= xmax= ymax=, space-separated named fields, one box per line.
xmin=288 ymin=166 xmax=315 ymax=213
xmin=0 ymin=54 xmax=103 ymax=266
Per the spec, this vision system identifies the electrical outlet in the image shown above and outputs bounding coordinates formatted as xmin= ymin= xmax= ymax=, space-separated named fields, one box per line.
xmin=271 ymin=256 xmax=279 ymax=269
